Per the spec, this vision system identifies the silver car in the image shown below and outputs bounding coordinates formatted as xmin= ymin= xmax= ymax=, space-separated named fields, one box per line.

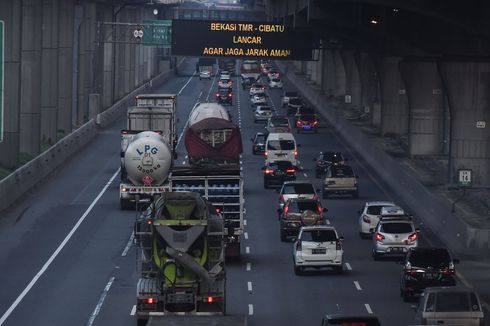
xmin=358 ymin=201 xmax=396 ymax=238
xmin=372 ymin=215 xmax=419 ymax=259
xmin=278 ymin=181 xmax=318 ymax=209
xmin=254 ymin=105 xmax=273 ymax=123
xmin=413 ymin=286 xmax=485 ymax=326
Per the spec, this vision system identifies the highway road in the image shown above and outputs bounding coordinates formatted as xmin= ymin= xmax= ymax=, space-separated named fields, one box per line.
xmin=0 ymin=58 xmax=486 ymax=326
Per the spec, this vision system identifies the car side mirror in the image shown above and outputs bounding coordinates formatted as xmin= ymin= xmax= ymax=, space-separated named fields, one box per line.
xmin=338 ymin=236 xmax=344 ymax=241
xmin=323 ymin=208 xmax=328 ymax=212
xmin=416 ymin=228 xmax=421 ymax=233
xmin=453 ymin=258 xmax=460 ymax=264
xmin=291 ymin=236 xmax=298 ymax=242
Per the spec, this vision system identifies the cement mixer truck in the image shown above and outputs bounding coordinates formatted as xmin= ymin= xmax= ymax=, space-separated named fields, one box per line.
xmin=134 ymin=192 xmax=246 ymax=326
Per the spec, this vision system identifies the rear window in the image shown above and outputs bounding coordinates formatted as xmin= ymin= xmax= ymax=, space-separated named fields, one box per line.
xmin=267 ymin=140 xmax=295 ymax=150
xmin=366 ymin=205 xmax=387 ymax=215
xmin=380 ymin=222 xmax=413 ymax=233
xmin=270 ymin=119 xmax=289 ymax=127
xmin=301 ymin=229 xmax=337 ymax=242
xmin=299 ymin=114 xmax=316 ymax=121
xmin=331 ymin=166 xmax=354 ymax=177
xmin=409 ymin=249 xmax=450 ymax=267
xmin=288 ymin=201 xmax=318 ymax=213
xmin=289 ymin=98 xmax=303 ymax=105
xmin=435 ymin=292 xmax=474 ymax=312
xmin=258 ymin=107 xmax=272 ymax=112
xmin=283 ymin=183 xmax=315 ymax=194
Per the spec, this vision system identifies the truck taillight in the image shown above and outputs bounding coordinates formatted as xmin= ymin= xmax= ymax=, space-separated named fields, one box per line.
xmin=283 ymin=205 xmax=289 ymax=215
xmin=317 ymin=204 xmax=323 ymax=215
xmin=215 ymin=93 xmax=219 ymax=97
xmin=294 ymin=150 xmax=298 ymax=158
xmin=264 ymin=151 xmax=268 ymax=157
xmin=207 ymin=296 xmax=214 ymax=303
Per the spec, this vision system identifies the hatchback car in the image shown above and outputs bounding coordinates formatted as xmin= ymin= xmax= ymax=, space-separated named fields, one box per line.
xmin=400 ymin=247 xmax=458 ymax=301
xmin=218 ymin=78 xmax=232 ymax=88
xmin=278 ymin=181 xmax=318 ymax=208
xmin=295 ymin=114 xmax=319 ymax=133
xmin=251 ymin=93 xmax=268 ymax=106
xmin=314 ymin=151 xmax=346 ymax=178
xmin=278 ymin=198 xmax=326 ymax=241
xmin=372 ymin=215 xmax=419 ymax=260
xmin=358 ymin=201 xmax=396 ymax=238
xmin=413 ymin=286 xmax=485 ymax=326
xmin=322 ymin=165 xmax=358 ymax=198
xmin=253 ymin=105 xmax=273 ymax=122
xmin=262 ymin=160 xmax=296 ymax=188
xmin=251 ymin=132 xmax=267 ymax=155
xmin=287 ymin=97 xmax=304 ymax=115
xmin=250 ymin=83 xmax=266 ymax=96
xmin=215 ymin=87 xmax=232 ymax=105
xmin=281 ymin=91 xmax=299 ymax=107
xmin=265 ymin=116 xmax=291 ymax=134
xmin=268 ymin=77 xmax=283 ymax=89
xmin=293 ymin=226 xmax=344 ymax=275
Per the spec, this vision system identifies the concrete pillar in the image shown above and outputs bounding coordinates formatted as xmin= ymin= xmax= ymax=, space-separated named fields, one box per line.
xmin=333 ymin=50 xmax=346 ymax=98
xmin=57 ymin=0 xmax=75 ymax=138
xmin=0 ymin=0 xmax=21 ymax=168
xmin=101 ymin=7 xmax=113 ymax=109
xmin=20 ymin=0 xmax=43 ymax=156
xmin=321 ymin=49 xmax=335 ymax=97
xmin=439 ymin=61 xmax=490 ymax=186
xmin=378 ymin=56 xmax=409 ymax=137
xmin=341 ymin=50 xmax=361 ymax=110
xmin=40 ymin=0 xmax=59 ymax=147
xmin=357 ymin=52 xmax=380 ymax=126
xmin=400 ymin=60 xmax=446 ymax=157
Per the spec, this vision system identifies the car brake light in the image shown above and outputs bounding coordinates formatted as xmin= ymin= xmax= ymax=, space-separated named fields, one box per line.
xmin=441 ymin=267 xmax=455 ymax=276
xmin=313 ymin=120 xmax=319 ymax=126
xmin=408 ymin=232 xmax=418 ymax=242
xmin=283 ymin=205 xmax=289 ymax=215
xmin=294 ymin=150 xmax=298 ymax=158
xmin=216 ymin=93 xmax=219 ymax=97
xmin=264 ymin=151 xmax=268 ymax=157
xmin=296 ymin=240 xmax=302 ymax=251
xmin=146 ymin=297 xmax=157 ymax=304
xmin=296 ymin=120 xmax=302 ymax=126
xmin=286 ymin=168 xmax=295 ymax=173
xmin=362 ymin=215 xmax=370 ymax=223
xmin=264 ymin=168 xmax=273 ymax=174
xmin=317 ymin=204 xmax=323 ymax=215
xmin=336 ymin=240 xmax=342 ymax=250
xmin=375 ymin=233 xmax=385 ymax=241
xmin=206 ymin=296 xmax=214 ymax=303
xmin=405 ymin=269 xmax=419 ymax=277
xmin=228 ymin=93 xmax=232 ymax=97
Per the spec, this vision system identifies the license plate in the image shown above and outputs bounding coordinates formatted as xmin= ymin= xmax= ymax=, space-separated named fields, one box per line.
xmin=390 ymin=247 xmax=404 ymax=253
xmin=424 ymin=272 xmax=440 ymax=280
xmin=312 ymin=248 xmax=326 ymax=254
xmin=303 ymin=125 xmax=311 ymax=129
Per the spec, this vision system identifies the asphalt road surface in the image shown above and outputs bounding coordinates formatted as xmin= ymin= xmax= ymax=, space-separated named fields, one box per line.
xmin=0 ymin=58 xmax=487 ymax=326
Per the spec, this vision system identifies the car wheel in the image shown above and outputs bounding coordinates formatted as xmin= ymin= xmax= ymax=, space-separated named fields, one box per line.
xmin=359 ymin=232 xmax=367 ymax=239
xmin=294 ymin=264 xmax=302 ymax=275
xmin=333 ymin=265 xmax=343 ymax=274
xmin=372 ymin=250 xmax=380 ymax=261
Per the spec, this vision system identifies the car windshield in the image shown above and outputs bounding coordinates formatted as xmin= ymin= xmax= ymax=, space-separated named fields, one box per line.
xmin=283 ymin=183 xmax=315 ymax=194
xmin=299 ymin=114 xmax=316 ymax=121
xmin=301 ymin=229 xmax=337 ymax=242
xmin=255 ymin=94 xmax=266 ymax=99
xmin=410 ymin=249 xmax=450 ymax=267
xmin=380 ymin=222 xmax=413 ymax=233
xmin=258 ymin=107 xmax=271 ymax=112
xmin=252 ymin=84 xmax=263 ymax=88
xmin=288 ymin=201 xmax=318 ymax=213
xmin=218 ymin=89 xmax=231 ymax=95
xmin=331 ymin=166 xmax=354 ymax=177
xmin=255 ymin=134 xmax=267 ymax=142
xmin=267 ymin=140 xmax=295 ymax=150
xmin=289 ymin=98 xmax=303 ymax=105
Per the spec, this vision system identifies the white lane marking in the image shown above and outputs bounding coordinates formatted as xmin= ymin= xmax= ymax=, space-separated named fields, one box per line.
xmin=248 ymin=304 xmax=254 ymax=315
xmin=326 ymin=219 xmax=331 ymax=225
xmin=365 ymin=303 xmax=373 ymax=314
xmin=87 ymin=276 xmax=116 ymax=326
xmin=177 ymin=72 xmax=196 ymax=95
xmin=345 ymin=262 xmax=352 ymax=271
xmin=244 ymin=219 xmax=247 ymax=226
xmin=130 ymin=305 xmax=136 ymax=316
xmin=244 ymin=232 xmax=249 ymax=240
xmin=0 ymin=169 xmax=120 ymax=326
xmin=354 ymin=281 xmax=362 ymax=291
xmin=246 ymin=246 xmax=250 ymax=254
xmin=303 ymin=173 xmax=308 ymax=177
xmin=246 ymin=262 xmax=251 ymax=271
xmin=121 ymin=232 xmax=134 ymax=257
xmin=247 ymin=281 xmax=253 ymax=293
xmin=198 ymin=90 xmax=203 ymax=101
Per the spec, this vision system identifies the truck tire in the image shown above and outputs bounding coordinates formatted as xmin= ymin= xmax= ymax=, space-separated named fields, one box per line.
xmin=333 ymin=265 xmax=343 ymax=274
xmin=294 ymin=264 xmax=302 ymax=275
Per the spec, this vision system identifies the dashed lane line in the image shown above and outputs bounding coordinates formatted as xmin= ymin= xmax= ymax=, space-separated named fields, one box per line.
xmin=365 ymin=303 xmax=373 ymax=314
xmin=248 ymin=304 xmax=254 ymax=315
xmin=87 ymin=276 xmax=115 ymax=326
xmin=244 ymin=232 xmax=248 ymax=240
xmin=345 ymin=262 xmax=352 ymax=271
xmin=354 ymin=281 xmax=362 ymax=291
xmin=246 ymin=263 xmax=251 ymax=271
xmin=247 ymin=282 xmax=253 ymax=293
xmin=130 ymin=305 xmax=136 ymax=316
xmin=245 ymin=246 xmax=250 ymax=254
xmin=121 ymin=232 xmax=134 ymax=257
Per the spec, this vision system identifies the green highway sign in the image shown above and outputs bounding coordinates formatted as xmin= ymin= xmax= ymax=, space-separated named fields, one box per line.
xmin=142 ymin=20 xmax=171 ymax=47
xmin=0 ymin=20 xmax=4 ymax=142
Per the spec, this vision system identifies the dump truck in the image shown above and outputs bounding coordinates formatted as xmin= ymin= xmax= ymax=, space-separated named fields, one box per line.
xmin=134 ymin=192 xmax=228 ymax=326
xmin=119 ymin=131 xmax=173 ymax=209
xmin=218 ymin=58 xmax=236 ymax=75
xmin=239 ymin=59 xmax=261 ymax=81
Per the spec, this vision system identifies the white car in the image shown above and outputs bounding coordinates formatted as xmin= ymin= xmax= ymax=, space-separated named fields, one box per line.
xmin=268 ymin=77 xmax=283 ymax=89
xmin=293 ymin=226 xmax=344 ymax=275
xmin=249 ymin=83 xmax=266 ymax=96
xmin=278 ymin=182 xmax=317 ymax=208
xmin=218 ymin=78 xmax=232 ymax=88
xmin=253 ymin=106 xmax=273 ymax=123
xmin=219 ymin=70 xmax=231 ymax=79
xmin=251 ymin=93 xmax=267 ymax=106
xmin=358 ymin=201 xmax=396 ymax=238
xmin=199 ymin=70 xmax=211 ymax=80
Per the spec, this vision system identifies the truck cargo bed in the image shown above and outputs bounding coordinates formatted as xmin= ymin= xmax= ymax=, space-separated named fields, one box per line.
xmin=146 ymin=315 xmax=247 ymax=326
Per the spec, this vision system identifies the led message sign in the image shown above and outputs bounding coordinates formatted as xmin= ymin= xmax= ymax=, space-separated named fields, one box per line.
xmin=171 ymin=20 xmax=314 ymax=60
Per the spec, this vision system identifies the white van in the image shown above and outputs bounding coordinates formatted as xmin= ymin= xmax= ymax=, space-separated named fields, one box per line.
xmin=265 ymin=132 xmax=298 ymax=166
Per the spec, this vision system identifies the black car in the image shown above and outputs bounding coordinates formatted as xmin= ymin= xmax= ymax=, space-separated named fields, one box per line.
xmin=251 ymin=132 xmax=267 ymax=155
xmin=321 ymin=314 xmax=381 ymax=326
xmin=215 ymin=87 xmax=232 ymax=105
xmin=400 ymin=247 xmax=459 ymax=301
xmin=314 ymin=151 xmax=346 ymax=177
xmin=295 ymin=114 xmax=319 ymax=133
xmin=262 ymin=160 xmax=296 ymax=188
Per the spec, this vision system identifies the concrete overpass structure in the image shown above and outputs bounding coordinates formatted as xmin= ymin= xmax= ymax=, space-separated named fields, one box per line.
xmin=267 ymin=0 xmax=490 ymax=186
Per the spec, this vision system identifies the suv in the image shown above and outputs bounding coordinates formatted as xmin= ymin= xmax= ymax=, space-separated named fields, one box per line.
xmin=400 ymin=247 xmax=459 ymax=301
xmin=278 ymin=198 xmax=326 ymax=241
xmin=372 ymin=214 xmax=419 ymax=260
xmin=262 ymin=160 xmax=296 ymax=188
xmin=265 ymin=116 xmax=291 ymax=134
xmin=251 ymin=132 xmax=267 ymax=155
xmin=215 ymin=87 xmax=232 ymax=105
xmin=314 ymin=151 xmax=346 ymax=178
xmin=358 ymin=201 xmax=396 ymax=238
xmin=278 ymin=181 xmax=318 ymax=209
xmin=322 ymin=165 xmax=358 ymax=198
xmin=293 ymin=226 xmax=344 ymax=275
xmin=413 ymin=287 xmax=485 ymax=326
xmin=281 ymin=91 xmax=299 ymax=107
